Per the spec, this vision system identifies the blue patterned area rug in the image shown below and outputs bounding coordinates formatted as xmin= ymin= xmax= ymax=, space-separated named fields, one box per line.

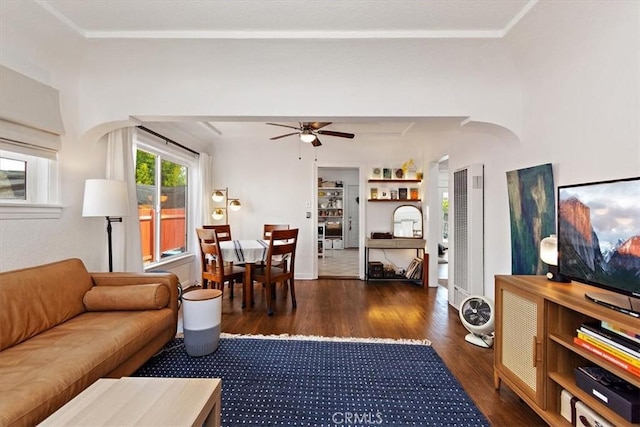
xmin=135 ymin=334 xmax=489 ymax=426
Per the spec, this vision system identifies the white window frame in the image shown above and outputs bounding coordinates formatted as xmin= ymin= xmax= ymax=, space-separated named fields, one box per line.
xmin=0 ymin=145 xmax=61 ymax=220
xmin=135 ymin=135 xmax=197 ymax=268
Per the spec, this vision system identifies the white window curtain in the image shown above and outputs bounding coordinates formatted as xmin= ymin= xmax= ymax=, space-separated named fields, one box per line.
xmin=106 ymin=127 xmax=144 ymax=272
xmin=198 ymin=153 xmax=213 ymax=225
xmin=191 ymin=152 xmax=213 ymax=283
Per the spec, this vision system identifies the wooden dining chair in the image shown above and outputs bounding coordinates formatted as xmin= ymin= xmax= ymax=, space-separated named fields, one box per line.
xmin=196 ymin=228 xmax=244 ymax=299
xmin=203 ymin=224 xmax=232 ymax=241
xmin=263 ymin=224 xmax=289 ymax=240
xmin=250 ymin=228 xmax=298 ymax=316
xmin=262 ymin=224 xmax=290 ymax=270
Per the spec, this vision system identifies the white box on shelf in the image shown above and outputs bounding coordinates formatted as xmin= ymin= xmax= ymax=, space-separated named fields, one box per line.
xmin=560 ymin=389 xmax=577 ymax=423
xmin=574 ymin=401 xmax=614 ymax=427
xmin=332 ymin=239 xmax=343 ymax=249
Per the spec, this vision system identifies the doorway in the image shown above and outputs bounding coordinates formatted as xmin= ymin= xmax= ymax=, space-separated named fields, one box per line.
xmin=317 ymin=166 xmax=360 ymax=278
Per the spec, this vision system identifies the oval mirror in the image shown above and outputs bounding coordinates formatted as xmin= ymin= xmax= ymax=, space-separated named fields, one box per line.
xmin=393 ymin=205 xmax=423 ymax=238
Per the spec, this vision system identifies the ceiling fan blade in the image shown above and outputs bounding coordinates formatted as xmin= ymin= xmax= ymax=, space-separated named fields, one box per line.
xmin=308 ymin=122 xmax=332 ymax=130
xmin=317 ymin=130 xmax=355 ymax=139
xmin=311 ymin=137 xmax=322 ymax=147
xmin=266 ymin=123 xmax=301 ymax=130
xmin=270 ymin=132 xmax=299 ymax=140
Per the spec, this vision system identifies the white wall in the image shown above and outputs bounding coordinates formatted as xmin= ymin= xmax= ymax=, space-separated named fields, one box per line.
xmin=446 ymin=1 xmax=640 ymax=298
xmin=1 ymin=2 xmax=638 ymax=300
xmin=75 ymin=38 xmax=521 ymax=136
xmin=0 ymin=1 xmax=110 ymax=272
xmin=70 ymin=36 xmax=521 ymax=282
xmin=206 ymin=134 xmax=426 ymax=279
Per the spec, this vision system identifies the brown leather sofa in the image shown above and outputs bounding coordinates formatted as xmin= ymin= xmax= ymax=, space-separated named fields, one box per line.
xmin=0 ymin=258 xmax=179 ymax=427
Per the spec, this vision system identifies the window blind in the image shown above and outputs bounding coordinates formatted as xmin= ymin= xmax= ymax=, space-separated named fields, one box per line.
xmin=0 ymin=65 xmax=64 ymax=157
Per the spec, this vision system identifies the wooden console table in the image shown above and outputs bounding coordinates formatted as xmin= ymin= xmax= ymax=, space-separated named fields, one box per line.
xmin=494 ymin=275 xmax=639 ymax=426
xmin=365 ymin=238 xmax=428 ymax=286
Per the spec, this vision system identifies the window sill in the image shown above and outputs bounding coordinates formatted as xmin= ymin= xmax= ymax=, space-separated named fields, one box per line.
xmin=0 ymin=203 xmax=63 ymax=220
xmin=144 ymin=253 xmax=195 ymax=271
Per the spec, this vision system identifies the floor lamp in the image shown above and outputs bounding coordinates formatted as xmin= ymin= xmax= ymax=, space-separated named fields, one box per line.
xmin=211 ymin=187 xmax=241 ymax=224
xmin=82 ymin=179 xmax=129 ymax=272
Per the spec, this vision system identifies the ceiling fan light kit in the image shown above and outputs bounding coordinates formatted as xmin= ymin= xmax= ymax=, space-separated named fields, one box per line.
xmin=299 ymin=130 xmax=316 ymax=143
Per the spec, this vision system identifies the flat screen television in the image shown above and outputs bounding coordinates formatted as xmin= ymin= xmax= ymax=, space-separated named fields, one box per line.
xmin=557 ymin=176 xmax=640 ymax=317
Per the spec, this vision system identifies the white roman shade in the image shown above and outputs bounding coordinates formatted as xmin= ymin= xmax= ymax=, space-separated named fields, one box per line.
xmin=0 ymin=65 xmax=64 ymax=158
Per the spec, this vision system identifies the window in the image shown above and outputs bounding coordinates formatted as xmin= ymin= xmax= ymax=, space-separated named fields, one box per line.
xmin=0 ymin=66 xmax=64 ymax=219
xmin=0 ymin=156 xmax=26 ymax=200
xmin=0 ymin=148 xmax=58 ymax=204
xmin=135 ymin=142 xmax=190 ymax=266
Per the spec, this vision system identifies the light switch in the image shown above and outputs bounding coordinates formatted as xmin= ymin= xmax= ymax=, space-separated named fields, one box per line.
xmin=306 ymin=212 xmax=311 ymax=218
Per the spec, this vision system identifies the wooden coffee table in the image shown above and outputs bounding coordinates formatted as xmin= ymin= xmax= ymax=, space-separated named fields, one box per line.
xmin=39 ymin=377 xmax=222 ymax=426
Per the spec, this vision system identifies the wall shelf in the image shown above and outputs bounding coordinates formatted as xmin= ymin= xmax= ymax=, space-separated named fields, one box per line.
xmin=367 ymin=199 xmax=421 ymax=202
xmin=368 ymin=177 xmax=422 ymax=201
xmin=368 ymin=179 xmax=421 ymax=183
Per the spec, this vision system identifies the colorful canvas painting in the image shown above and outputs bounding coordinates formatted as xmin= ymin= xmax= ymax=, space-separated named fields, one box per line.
xmin=506 ymin=163 xmax=556 ymax=275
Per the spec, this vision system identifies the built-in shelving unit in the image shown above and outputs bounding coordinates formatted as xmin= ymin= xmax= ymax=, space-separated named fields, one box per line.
xmin=318 ymin=187 xmax=344 ymax=251
xmin=317 ymin=223 xmax=325 ymax=258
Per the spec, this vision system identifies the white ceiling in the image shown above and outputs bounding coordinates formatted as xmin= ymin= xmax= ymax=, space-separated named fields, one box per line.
xmin=34 ymin=0 xmax=536 ymax=147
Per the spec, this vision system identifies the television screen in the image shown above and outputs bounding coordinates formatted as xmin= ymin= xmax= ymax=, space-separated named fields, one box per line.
xmin=557 ymin=177 xmax=640 ymax=298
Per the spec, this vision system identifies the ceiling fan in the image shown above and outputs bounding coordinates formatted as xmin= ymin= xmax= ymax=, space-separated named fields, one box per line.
xmin=267 ymin=122 xmax=355 ymax=147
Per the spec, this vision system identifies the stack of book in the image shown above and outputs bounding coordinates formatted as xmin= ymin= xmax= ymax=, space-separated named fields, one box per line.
xmin=574 ymin=321 xmax=640 ymax=377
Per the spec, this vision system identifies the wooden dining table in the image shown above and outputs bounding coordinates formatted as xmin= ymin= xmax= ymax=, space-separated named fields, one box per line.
xmin=218 ymin=239 xmax=270 ymax=309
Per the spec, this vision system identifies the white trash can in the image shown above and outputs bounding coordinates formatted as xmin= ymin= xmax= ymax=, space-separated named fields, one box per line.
xmin=182 ymin=289 xmax=222 ymax=357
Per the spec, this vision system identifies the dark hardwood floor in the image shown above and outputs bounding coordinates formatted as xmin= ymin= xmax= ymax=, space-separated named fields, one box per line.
xmin=198 ymin=279 xmax=547 ymax=427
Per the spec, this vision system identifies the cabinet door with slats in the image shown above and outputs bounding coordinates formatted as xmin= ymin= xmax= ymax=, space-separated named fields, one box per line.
xmin=494 ymin=277 xmax=546 ymax=408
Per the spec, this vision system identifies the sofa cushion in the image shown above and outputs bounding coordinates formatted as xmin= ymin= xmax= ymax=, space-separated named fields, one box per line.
xmin=0 ymin=308 xmax=174 ymax=427
xmin=83 ymin=283 xmax=170 ymax=311
xmin=0 ymin=258 xmax=94 ymax=351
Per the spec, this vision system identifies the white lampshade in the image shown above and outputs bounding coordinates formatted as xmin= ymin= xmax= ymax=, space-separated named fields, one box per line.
xmin=211 ymin=208 xmax=225 ymax=220
xmin=82 ymin=179 xmax=129 ymax=217
xmin=211 ymin=190 xmax=225 ymax=202
xmin=540 ymin=234 xmax=558 ymax=266
xmin=229 ymin=199 xmax=241 ymax=211
xmin=299 ymin=131 xmax=316 ymax=143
